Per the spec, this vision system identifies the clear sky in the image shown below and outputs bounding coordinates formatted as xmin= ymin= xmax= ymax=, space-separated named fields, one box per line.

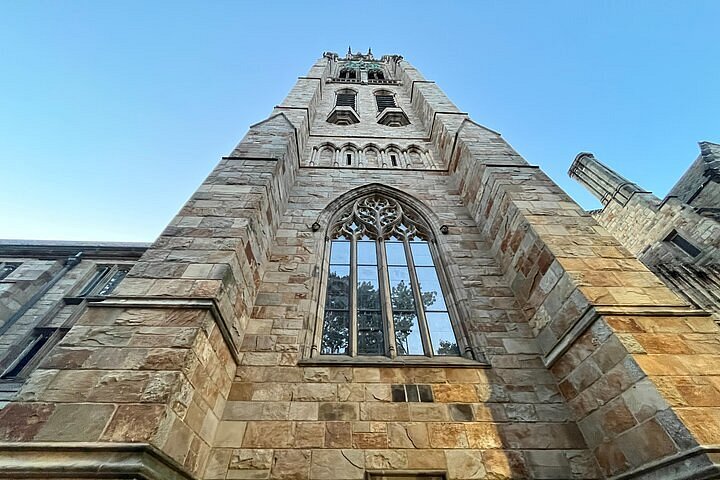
xmin=1 ymin=1 xmax=718 ymax=242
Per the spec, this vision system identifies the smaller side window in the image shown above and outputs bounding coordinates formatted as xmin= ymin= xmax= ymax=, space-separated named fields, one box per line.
xmin=665 ymin=230 xmax=701 ymax=258
xmin=339 ymin=68 xmax=357 ymax=80
xmin=78 ymin=265 xmax=130 ymax=297
xmin=0 ymin=330 xmax=53 ymax=379
xmin=0 ymin=262 xmax=20 ymax=280
xmin=368 ymin=69 xmax=385 ymax=81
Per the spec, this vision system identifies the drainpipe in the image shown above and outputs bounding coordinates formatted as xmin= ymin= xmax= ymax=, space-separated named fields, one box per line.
xmin=0 ymin=252 xmax=83 ymax=337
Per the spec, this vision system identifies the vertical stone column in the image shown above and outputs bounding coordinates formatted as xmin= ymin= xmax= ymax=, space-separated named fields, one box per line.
xmin=568 ymin=153 xmax=647 ymax=206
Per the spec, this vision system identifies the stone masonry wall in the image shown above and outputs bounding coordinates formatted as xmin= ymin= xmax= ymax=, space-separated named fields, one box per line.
xmin=205 ymin=167 xmax=599 ymax=480
xmin=444 ymin=113 xmax=720 ymax=477
xmin=3 ymin=52 xmax=720 ymax=480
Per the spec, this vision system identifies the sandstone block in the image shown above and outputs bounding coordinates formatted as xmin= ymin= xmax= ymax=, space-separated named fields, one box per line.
xmin=310 ymin=449 xmax=364 ymax=479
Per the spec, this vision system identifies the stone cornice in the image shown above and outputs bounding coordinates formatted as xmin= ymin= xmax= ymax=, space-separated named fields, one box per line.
xmin=609 ymin=445 xmax=720 ymax=480
xmin=88 ymin=296 xmax=241 ymax=363
xmin=0 ymin=442 xmax=195 ymax=479
xmin=542 ymin=304 xmax=709 ymax=367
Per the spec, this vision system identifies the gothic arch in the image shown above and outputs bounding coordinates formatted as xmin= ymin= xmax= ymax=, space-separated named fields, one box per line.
xmin=339 ymin=143 xmax=359 ymax=167
xmin=406 ymin=145 xmax=427 ymax=168
xmin=361 ymin=144 xmax=381 ymax=168
xmin=304 ymin=184 xmax=479 ymax=361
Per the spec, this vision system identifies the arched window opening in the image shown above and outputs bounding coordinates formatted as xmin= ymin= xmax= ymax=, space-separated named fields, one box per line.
xmin=320 ymin=194 xmax=460 ymax=358
xmin=368 ymin=69 xmax=385 ymax=81
xmin=339 ymin=68 xmax=357 ymax=80
xmin=319 ymin=146 xmax=335 ymax=166
xmin=364 ymin=147 xmax=380 ymax=168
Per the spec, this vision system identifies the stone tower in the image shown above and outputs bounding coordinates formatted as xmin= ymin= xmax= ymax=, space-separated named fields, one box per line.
xmin=1 ymin=50 xmax=720 ymax=479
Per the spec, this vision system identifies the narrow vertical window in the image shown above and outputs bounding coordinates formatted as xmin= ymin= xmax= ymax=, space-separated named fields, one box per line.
xmin=390 ymin=154 xmax=398 ymax=167
xmin=321 ymin=240 xmax=351 ymax=354
xmin=0 ymin=263 xmax=20 ymax=280
xmin=375 ymin=93 xmax=397 ymax=112
xmin=346 ymin=153 xmax=352 ymax=166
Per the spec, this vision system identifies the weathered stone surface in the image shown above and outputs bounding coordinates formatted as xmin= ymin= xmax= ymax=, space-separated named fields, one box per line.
xmin=35 ymin=403 xmax=115 ymax=441
xmin=445 ymin=450 xmax=487 ymax=479
xmin=294 ymin=421 xmax=324 ymax=448
xmin=101 ymin=404 xmax=166 ymax=442
xmin=309 ymin=449 xmax=364 ymax=479
xmin=270 ymin=449 xmax=310 ymax=480
xmin=325 ymin=421 xmax=351 ymax=448
xmin=242 ymin=421 xmax=292 ymax=448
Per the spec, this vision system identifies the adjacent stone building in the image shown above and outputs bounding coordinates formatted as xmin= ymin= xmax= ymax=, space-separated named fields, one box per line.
xmin=569 ymin=144 xmax=720 ymax=319
xmin=0 ymin=49 xmax=719 ymax=479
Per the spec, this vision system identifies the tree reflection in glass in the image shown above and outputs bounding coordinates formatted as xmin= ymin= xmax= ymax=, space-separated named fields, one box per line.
xmin=320 ymin=194 xmax=460 ymax=358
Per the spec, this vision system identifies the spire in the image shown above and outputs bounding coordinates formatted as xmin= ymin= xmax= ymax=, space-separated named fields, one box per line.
xmin=347 ymin=46 xmax=352 ymax=57
xmin=368 ymin=47 xmax=372 ymax=56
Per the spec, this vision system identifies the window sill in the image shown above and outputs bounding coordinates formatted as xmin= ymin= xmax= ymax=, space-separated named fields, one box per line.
xmin=298 ymin=355 xmax=490 ymax=368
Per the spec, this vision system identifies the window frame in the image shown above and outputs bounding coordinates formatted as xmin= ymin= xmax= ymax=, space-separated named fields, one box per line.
xmin=67 ymin=263 xmax=132 ymax=301
xmin=310 ymin=193 xmax=472 ymax=363
xmin=0 ymin=262 xmax=21 ymax=281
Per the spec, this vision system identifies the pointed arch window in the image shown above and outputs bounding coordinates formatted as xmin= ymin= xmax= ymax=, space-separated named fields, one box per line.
xmin=320 ymin=194 xmax=460 ymax=358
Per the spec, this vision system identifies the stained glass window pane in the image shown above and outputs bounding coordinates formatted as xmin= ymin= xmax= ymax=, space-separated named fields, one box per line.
xmin=426 ymin=312 xmax=459 ymax=356
xmin=330 ymin=240 xmax=350 ymax=264
xmin=357 ymin=312 xmax=384 ymax=355
xmin=394 ymin=313 xmax=424 ymax=355
xmin=415 ymin=266 xmax=446 ymax=311
xmin=321 ymin=311 xmax=349 ymax=355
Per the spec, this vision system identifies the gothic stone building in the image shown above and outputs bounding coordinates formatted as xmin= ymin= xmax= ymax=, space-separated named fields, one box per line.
xmin=570 ymin=143 xmax=720 ymax=320
xmin=0 ymin=50 xmax=719 ymax=479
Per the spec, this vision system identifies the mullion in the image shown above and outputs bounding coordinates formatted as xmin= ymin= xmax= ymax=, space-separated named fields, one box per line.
xmin=404 ymin=238 xmax=433 ymax=356
xmin=323 ymin=239 xmax=351 ymax=355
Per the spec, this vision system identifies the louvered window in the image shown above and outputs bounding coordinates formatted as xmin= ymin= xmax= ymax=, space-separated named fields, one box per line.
xmin=375 ymin=94 xmax=396 ymax=112
xmin=336 ymin=93 xmax=356 ymax=110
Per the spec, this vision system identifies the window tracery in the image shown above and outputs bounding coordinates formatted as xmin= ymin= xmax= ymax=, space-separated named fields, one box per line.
xmin=319 ymin=194 xmax=460 ymax=358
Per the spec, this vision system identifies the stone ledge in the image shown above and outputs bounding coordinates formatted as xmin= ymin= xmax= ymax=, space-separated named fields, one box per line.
xmin=542 ymin=304 xmax=710 ymax=367
xmin=299 ymin=355 xmax=490 ymax=368
xmin=610 ymin=445 xmax=720 ymax=480
xmin=88 ymin=296 xmax=240 ymax=363
xmin=0 ymin=442 xmax=195 ymax=479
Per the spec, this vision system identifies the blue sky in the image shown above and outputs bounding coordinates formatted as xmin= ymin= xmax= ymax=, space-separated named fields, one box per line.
xmin=1 ymin=1 xmax=718 ymax=242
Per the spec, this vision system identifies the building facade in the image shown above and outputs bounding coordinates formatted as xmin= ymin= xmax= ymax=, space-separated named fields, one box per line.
xmin=569 ymin=144 xmax=720 ymax=319
xmin=0 ymin=50 xmax=719 ymax=479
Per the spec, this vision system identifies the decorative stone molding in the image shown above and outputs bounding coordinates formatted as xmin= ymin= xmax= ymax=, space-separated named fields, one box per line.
xmin=0 ymin=442 xmax=195 ymax=479
xmin=377 ymin=107 xmax=410 ymax=127
xmin=326 ymin=105 xmax=360 ymax=125
xmin=89 ymin=296 xmax=240 ymax=363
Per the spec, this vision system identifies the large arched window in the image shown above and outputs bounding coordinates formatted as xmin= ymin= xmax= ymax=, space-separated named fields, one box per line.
xmin=320 ymin=194 xmax=460 ymax=358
